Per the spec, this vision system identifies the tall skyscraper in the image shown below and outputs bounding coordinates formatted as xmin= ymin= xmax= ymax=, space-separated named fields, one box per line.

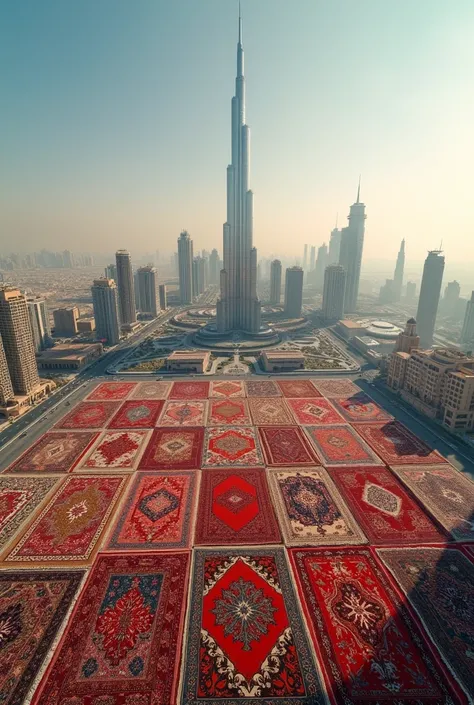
xmin=209 ymin=249 xmax=220 ymax=285
xmin=159 ymin=284 xmax=167 ymax=310
xmin=338 ymin=182 xmax=366 ymax=312
xmin=309 ymin=246 xmax=316 ymax=272
xmin=328 ymin=227 xmax=342 ymax=265
xmin=27 ymin=297 xmax=51 ymax=351
xmin=443 ymin=280 xmax=460 ymax=316
xmin=91 ymin=279 xmax=121 ymax=345
xmin=461 ymin=292 xmax=474 ymax=346
xmin=393 ymin=239 xmax=405 ymax=301
xmin=105 ymin=264 xmax=117 ymax=281
xmin=193 ymin=256 xmax=206 ymax=296
xmin=137 ymin=266 xmax=159 ymax=316
xmin=0 ymin=286 xmax=40 ymax=395
xmin=406 ymin=281 xmax=417 ymax=301
xmin=0 ymin=334 xmax=14 ymax=405
xmin=416 ymin=249 xmax=445 ymax=348
xmin=270 ymin=259 xmax=282 ymax=305
xmin=216 ymin=12 xmax=261 ymax=334
xmin=284 ymin=267 xmax=304 ymax=318
xmin=314 ymin=243 xmax=328 ymax=290
xmin=53 ymin=307 xmax=78 ymax=336
xmin=303 ymin=244 xmax=308 ymax=272
xmin=178 ymin=231 xmax=194 ymax=304
xmin=322 ymin=264 xmax=346 ymax=321
xmin=115 ymin=250 xmax=136 ymax=326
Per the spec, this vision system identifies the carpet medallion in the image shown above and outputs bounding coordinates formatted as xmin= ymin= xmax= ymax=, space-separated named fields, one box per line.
xmin=0 ymin=476 xmax=57 ymax=553
xmin=129 ymin=381 xmax=171 ymax=399
xmin=169 ymin=381 xmax=210 ymax=399
xmin=138 ymin=427 xmax=204 ymax=470
xmin=107 ymin=471 xmax=196 ymax=549
xmin=245 ymin=379 xmax=281 ymax=397
xmin=33 ymin=552 xmax=189 ymax=705
xmin=107 ymin=399 xmax=164 ymax=429
xmin=290 ymin=547 xmax=456 ymax=704
xmin=287 ymin=397 xmax=345 ymax=425
xmin=203 ymin=426 xmax=264 ymax=467
xmin=207 ymin=398 xmax=251 ymax=426
xmin=305 ymin=424 xmax=382 ymax=466
xmin=0 ymin=570 xmax=84 ymax=705
xmin=312 ymin=378 xmax=360 ymax=398
xmin=4 ymin=475 xmax=126 ymax=564
xmin=158 ymin=399 xmax=207 ymax=426
xmin=278 ymin=379 xmax=321 ymax=398
xmin=86 ymin=382 xmax=136 ymax=401
xmin=267 ymin=468 xmax=367 ymax=546
xmin=354 ymin=421 xmax=447 ymax=465
xmin=332 ymin=392 xmax=393 ymax=423
xmin=6 ymin=431 xmax=98 ymax=474
xmin=181 ymin=548 xmax=326 ymax=702
xmin=379 ymin=547 xmax=474 ymax=702
xmin=210 ymin=380 xmax=245 ymax=397
xmin=248 ymin=397 xmax=295 ymax=425
xmin=56 ymin=401 xmax=121 ymax=429
xmin=390 ymin=464 xmax=474 ymax=541
xmin=330 ymin=466 xmax=446 ymax=545
xmin=259 ymin=426 xmax=319 ymax=467
xmin=195 ymin=468 xmax=281 ymax=545
xmin=77 ymin=430 xmax=149 ymax=470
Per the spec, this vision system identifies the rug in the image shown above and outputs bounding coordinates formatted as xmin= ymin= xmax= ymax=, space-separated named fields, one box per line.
xmin=203 ymin=426 xmax=264 ymax=467
xmin=33 ymin=552 xmax=189 ymax=705
xmin=378 ymin=547 xmax=474 ymax=702
xmin=107 ymin=471 xmax=196 ymax=550
xmin=210 ymin=380 xmax=245 ymax=397
xmin=0 ymin=476 xmax=57 ymax=553
xmin=332 ymin=392 xmax=393 ymax=423
xmin=158 ymin=399 xmax=207 ymax=426
xmin=354 ymin=421 xmax=447 ymax=465
xmin=169 ymin=381 xmax=210 ymax=399
xmin=248 ymin=397 xmax=295 ymax=425
xmin=129 ymin=380 xmax=171 ymax=399
xmin=290 ymin=547 xmax=456 ymax=704
xmin=0 ymin=570 xmax=84 ymax=705
xmin=6 ymin=431 xmax=98 ymax=474
xmin=207 ymin=398 xmax=251 ymax=426
xmin=277 ymin=379 xmax=321 ymax=398
xmin=181 ymin=548 xmax=326 ymax=703
xmin=4 ymin=475 xmax=126 ymax=564
xmin=77 ymin=430 xmax=150 ymax=470
xmin=267 ymin=468 xmax=367 ymax=546
xmin=390 ymin=464 xmax=474 ymax=541
xmin=194 ymin=468 xmax=281 ymax=545
xmin=245 ymin=379 xmax=281 ymax=397
xmin=107 ymin=399 xmax=164 ymax=428
xmin=259 ymin=426 xmax=319 ymax=466
xmin=312 ymin=378 xmax=360 ymax=397
xmin=138 ymin=427 xmax=204 ymax=470
xmin=56 ymin=401 xmax=121 ymax=429
xmin=305 ymin=424 xmax=383 ymax=466
xmin=86 ymin=382 xmax=136 ymax=401
xmin=287 ymin=397 xmax=345 ymax=425
xmin=329 ymin=466 xmax=446 ymax=545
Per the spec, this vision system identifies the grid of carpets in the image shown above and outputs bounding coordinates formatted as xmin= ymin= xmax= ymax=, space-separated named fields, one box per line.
xmin=77 ymin=430 xmax=150 ymax=470
xmin=248 ymin=396 xmax=295 ymax=425
xmin=203 ymin=425 xmax=264 ymax=467
xmin=332 ymin=391 xmax=393 ymax=423
xmin=139 ymin=427 xmax=204 ymax=470
xmin=195 ymin=468 xmax=281 ymax=545
xmin=86 ymin=381 xmax=136 ymax=400
xmin=305 ymin=424 xmax=382 ymax=466
xmin=287 ymin=397 xmax=345 ymax=425
xmin=0 ymin=476 xmax=57 ymax=553
xmin=107 ymin=399 xmax=164 ymax=428
xmin=169 ymin=380 xmax=209 ymax=399
xmin=354 ymin=420 xmax=447 ymax=465
xmin=210 ymin=380 xmax=245 ymax=397
xmin=259 ymin=426 xmax=318 ymax=466
xmin=207 ymin=398 xmax=251 ymax=426
xmin=278 ymin=379 xmax=321 ymax=398
xmin=56 ymin=401 xmax=121 ymax=429
xmin=5 ymin=431 xmax=98 ymax=474
xmin=158 ymin=399 xmax=207 ymax=426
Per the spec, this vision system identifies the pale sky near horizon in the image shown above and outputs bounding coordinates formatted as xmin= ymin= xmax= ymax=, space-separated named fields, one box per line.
xmin=1 ymin=0 xmax=474 ymax=264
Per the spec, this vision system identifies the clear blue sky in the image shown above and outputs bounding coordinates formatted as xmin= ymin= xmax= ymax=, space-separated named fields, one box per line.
xmin=1 ymin=0 xmax=474 ymax=263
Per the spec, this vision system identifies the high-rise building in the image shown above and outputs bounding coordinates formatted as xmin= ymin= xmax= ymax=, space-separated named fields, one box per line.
xmin=309 ymin=246 xmax=316 ymax=272
xmin=416 ymin=249 xmax=445 ymax=348
xmin=0 ymin=287 xmax=40 ymax=395
xmin=328 ymin=227 xmax=342 ymax=265
xmin=0 ymin=334 xmax=14 ymax=405
xmin=303 ymin=244 xmax=308 ymax=273
xmin=193 ymin=256 xmax=206 ymax=296
xmin=461 ymin=291 xmax=474 ymax=346
xmin=406 ymin=281 xmax=417 ymax=301
xmin=53 ymin=307 xmax=79 ymax=336
xmin=63 ymin=250 xmax=74 ymax=268
xmin=159 ymin=284 xmax=167 ymax=310
xmin=137 ymin=265 xmax=159 ymax=316
xmin=178 ymin=231 xmax=194 ymax=304
xmin=338 ymin=182 xmax=366 ymax=312
xmin=216 ymin=12 xmax=261 ymax=334
xmin=443 ymin=280 xmax=460 ymax=317
xmin=393 ymin=239 xmax=405 ymax=301
xmin=321 ymin=264 xmax=346 ymax=321
xmin=270 ymin=260 xmax=282 ymax=305
xmin=209 ymin=249 xmax=220 ymax=285
xmin=105 ymin=264 xmax=117 ymax=281
xmin=314 ymin=243 xmax=328 ymax=290
xmin=115 ymin=250 xmax=136 ymax=325
xmin=27 ymin=297 xmax=51 ymax=351
xmin=379 ymin=279 xmax=395 ymax=304
xmin=284 ymin=267 xmax=304 ymax=318
xmin=91 ymin=278 xmax=121 ymax=345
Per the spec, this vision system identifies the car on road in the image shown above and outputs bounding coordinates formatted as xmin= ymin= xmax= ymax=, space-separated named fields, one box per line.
xmin=19 ymin=432 xmax=27 ymax=438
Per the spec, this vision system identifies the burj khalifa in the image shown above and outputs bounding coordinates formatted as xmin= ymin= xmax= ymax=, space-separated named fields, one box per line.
xmin=216 ymin=11 xmax=261 ymax=334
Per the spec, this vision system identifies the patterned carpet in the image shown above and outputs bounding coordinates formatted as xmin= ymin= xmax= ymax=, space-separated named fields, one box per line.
xmin=1 ymin=377 xmax=472 ymax=704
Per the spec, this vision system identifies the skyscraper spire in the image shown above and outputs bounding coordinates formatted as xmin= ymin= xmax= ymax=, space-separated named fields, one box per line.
xmin=356 ymin=174 xmax=361 ymax=204
xmin=238 ymin=2 xmax=242 ymax=44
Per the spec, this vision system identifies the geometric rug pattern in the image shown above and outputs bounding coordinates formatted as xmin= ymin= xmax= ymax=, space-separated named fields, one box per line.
xmin=259 ymin=426 xmax=319 ymax=466
xmin=0 ymin=476 xmax=58 ymax=552
xmin=277 ymin=379 xmax=321 ymax=398
xmin=207 ymin=398 xmax=251 ymax=426
xmin=56 ymin=401 xmax=121 ymax=429
xmin=287 ymin=397 xmax=344 ymax=425
xmin=203 ymin=426 xmax=264 ymax=467
xmin=158 ymin=400 xmax=207 ymax=426
xmin=107 ymin=399 xmax=164 ymax=428
xmin=248 ymin=397 xmax=295 ymax=425
xmin=354 ymin=420 xmax=448 ymax=465
xmin=5 ymin=431 xmax=98 ymax=474
xmin=331 ymin=391 xmax=393 ymax=423
xmin=77 ymin=430 xmax=150 ymax=470
xmin=139 ymin=427 xmax=204 ymax=470
xmin=305 ymin=424 xmax=382 ymax=466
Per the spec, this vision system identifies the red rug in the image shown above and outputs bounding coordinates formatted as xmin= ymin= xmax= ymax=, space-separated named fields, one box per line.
xmin=259 ymin=426 xmax=319 ymax=466
xmin=86 ymin=382 xmax=136 ymax=401
xmin=305 ymin=424 xmax=382 ymax=466
xmin=181 ymin=548 xmax=326 ymax=702
xmin=4 ymin=475 xmax=126 ymax=564
xmin=56 ymin=401 xmax=121 ymax=429
xmin=329 ymin=466 xmax=446 ymax=544
xmin=129 ymin=380 xmax=171 ymax=399
xmin=194 ymin=468 xmax=281 ymax=545
xmin=107 ymin=471 xmax=196 ymax=550
xmin=159 ymin=399 xmax=207 ymax=426
xmin=107 ymin=399 xmax=164 ymax=428
xmin=245 ymin=379 xmax=282 ymax=396
xmin=138 ymin=427 xmax=204 ymax=470
xmin=6 ymin=431 xmax=98 ymax=474
xmin=248 ymin=397 xmax=295 ymax=425
xmin=207 ymin=398 xmax=251 ymax=425
xmin=33 ymin=552 xmax=189 ymax=705
xmin=0 ymin=476 xmax=57 ymax=552
xmin=287 ymin=397 xmax=345 ymax=425
xmin=210 ymin=380 xmax=245 ymax=397
xmin=354 ymin=421 xmax=448 ymax=465
xmin=169 ymin=380 xmax=210 ymax=399
xmin=332 ymin=392 xmax=393 ymax=423
xmin=290 ymin=547 xmax=456 ymax=704
xmin=278 ymin=379 xmax=321 ymax=398
xmin=312 ymin=378 xmax=360 ymax=397
xmin=77 ymin=430 xmax=149 ymax=470
xmin=0 ymin=570 xmax=84 ymax=705
xmin=203 ymin=426 xmax=264 ymax=467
